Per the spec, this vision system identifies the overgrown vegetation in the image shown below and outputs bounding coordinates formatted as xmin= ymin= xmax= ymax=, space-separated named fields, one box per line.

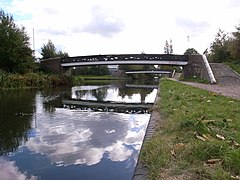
xmin=0 ymin=10 xmax=72 ymax=89
xmin=0 ymin=70 xmax=71 ymax=89
xmin=208 ymin=27 xmax=240 ymax=66
xmin=141 ymin=79 xmax=240 ymax=179
xmin=0 ymin=10 xmax=35 ymax=73
xmin=225 ymin=61 xmax=240 ymax=74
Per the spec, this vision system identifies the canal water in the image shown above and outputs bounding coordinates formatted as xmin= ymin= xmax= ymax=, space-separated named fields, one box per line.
xmin=0 ymin=80 xmax=158 ymax=180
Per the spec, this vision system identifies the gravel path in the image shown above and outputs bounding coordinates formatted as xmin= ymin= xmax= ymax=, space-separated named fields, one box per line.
xmin=180 ymin=63 xmax=240 ymax=100
xmin=180 ymin=82 xmax=240 ymax=100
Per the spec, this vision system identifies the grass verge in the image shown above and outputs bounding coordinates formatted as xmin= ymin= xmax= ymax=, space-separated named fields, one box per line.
xmin=225 ymin=62 xmax=240 ymax=75
xmin=140 ymin=79 xmax=240 ymax=179
xmin=179 ymin=74 xmax=209 ymax=84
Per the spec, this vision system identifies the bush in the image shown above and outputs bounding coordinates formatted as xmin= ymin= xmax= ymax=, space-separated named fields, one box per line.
xmin=0 ymin=71 xmax=71 ymax=89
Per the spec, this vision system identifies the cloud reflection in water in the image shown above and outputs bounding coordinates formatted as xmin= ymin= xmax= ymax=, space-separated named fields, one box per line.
xmin=25 ymin=97 xmax=150 ymax=167
xmin=0 ymin=158 xmax=37 ymax=180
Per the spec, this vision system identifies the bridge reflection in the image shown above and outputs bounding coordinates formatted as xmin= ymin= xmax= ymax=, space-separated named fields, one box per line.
xmin=62 ymin=99 xmax=153 ymax=114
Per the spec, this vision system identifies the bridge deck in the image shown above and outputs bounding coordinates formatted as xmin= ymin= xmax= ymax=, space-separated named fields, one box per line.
xmin=61 ymin=54 xmax=188 ymax=66
xmin=125 ymin=84 xmax=158 ymax=89
xmin=126 ymin=70 xmax=172 ymax=74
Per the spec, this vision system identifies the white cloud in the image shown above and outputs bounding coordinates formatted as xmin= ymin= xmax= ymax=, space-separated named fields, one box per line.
xmin=81 ymin=5 xmax=125 ymax=37
xmin=175 ymin=18 xmax=210 ymax=37
xmin=3 ymin=0 xmax=240 ymax=56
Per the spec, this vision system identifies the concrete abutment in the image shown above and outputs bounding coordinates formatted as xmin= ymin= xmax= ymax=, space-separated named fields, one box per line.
xmin=183 ymin=55 xmax=216 ymax=84
xmin=40 ymin=57 xmax=71 ymax=75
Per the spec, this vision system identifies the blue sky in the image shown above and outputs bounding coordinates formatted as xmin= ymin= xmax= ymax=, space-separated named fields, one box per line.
xmin=1 ymin=0 xmax=240 ymax=58
xmin=1 ymin=0 xmax=32 ymax=20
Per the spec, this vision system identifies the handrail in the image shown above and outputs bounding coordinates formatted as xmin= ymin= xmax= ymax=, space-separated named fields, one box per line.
xmin=61 ymin=54 xmax=189 ymax=63
xmin=202 ymin=55 xmax=217 ymax=84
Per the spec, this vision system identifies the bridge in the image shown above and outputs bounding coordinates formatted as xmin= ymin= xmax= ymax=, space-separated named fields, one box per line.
xmin=61 ymin=54 xmax=188 ymax=67
xmin=125 ymin=84 xmax=158 ymax=89
xmin=125 ymin=70 xmax=172 ymax=74
xmin=40 ymin=54 xmax=188 ymax=75
xmin=40 ymin=54 xmax=217 ymax=84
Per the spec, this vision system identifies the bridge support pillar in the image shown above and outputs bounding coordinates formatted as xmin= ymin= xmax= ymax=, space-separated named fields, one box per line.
xmin=40 ymin=57 xmax=62 ymax=74
xmin=40 ymin=57 xmax=72 ymax=75
xmin=61 ymin=67 xmax=72 ymax=76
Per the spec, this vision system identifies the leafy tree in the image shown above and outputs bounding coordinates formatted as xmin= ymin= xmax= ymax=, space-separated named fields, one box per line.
xmin=228 ymin=25 xmax=240 ymax=61
xmin=58 ymin=50 xmax=69 ymax=58
xmin=208 ymin=29 xmax=231 ymax=62
xmin=41 ymin=40 xmax=69 ymax=59
xmin=0 ymin=10 xmax=34 ymax=73
xmin=41 ymin=40 xmax=57 ymax=59
xmin=184 ymin=48 xmax=199 ymax=55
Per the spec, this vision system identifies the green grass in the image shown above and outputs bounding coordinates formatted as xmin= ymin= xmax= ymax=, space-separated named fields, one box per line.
xmin=225 ymin=61 xmax=240 ymax=75
xmin=140 ymin=79 xmax=240 ymax=179
xmin=179 ymin=74 xmax=209 ymax=84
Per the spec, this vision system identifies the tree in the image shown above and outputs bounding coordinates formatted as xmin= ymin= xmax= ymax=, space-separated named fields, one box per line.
xmin=184 ymin=48 xmax=199 ymax=55
xmin=58 ymin=50 xmax=69 ymax=58
xmin=0 ymin=10 xmax=34 ymax=73
xmin=208 ymin=29 xmax=231 ymax=62
xmin=40 ymin=40 xmax=69 ymax=59
xmin=40 ymin=40 xmax=57 ymax=59
xmin=228 ymin=25 xmax=240 ymax=61
xmin=164 ymin=39 xmax=173 ymax=54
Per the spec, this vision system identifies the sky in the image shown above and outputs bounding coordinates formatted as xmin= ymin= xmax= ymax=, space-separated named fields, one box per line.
xmin=1 ymin=0 xmax=240 ymax=58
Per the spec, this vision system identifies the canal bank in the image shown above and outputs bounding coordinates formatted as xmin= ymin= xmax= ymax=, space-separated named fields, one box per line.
xmin=133 ymin=78 xmax=240 ymax=179
xmin=132 ymin=88 xmax=161 ymax=180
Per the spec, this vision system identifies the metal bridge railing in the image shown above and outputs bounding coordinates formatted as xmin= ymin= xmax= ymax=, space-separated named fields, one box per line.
xmin=61 ymin=54 xmax=189 ymax=64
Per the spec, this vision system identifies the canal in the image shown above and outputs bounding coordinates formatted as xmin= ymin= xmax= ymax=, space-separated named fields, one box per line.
xmin=0 ymin=80 xmax=158 ymax=180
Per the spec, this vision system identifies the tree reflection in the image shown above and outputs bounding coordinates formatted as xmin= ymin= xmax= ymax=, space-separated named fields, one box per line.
xmin=118 ymin=78 xmax=157 ymax=103
xmin=91 ymin=87 xmax=108 ymax=102
xmin=118 ymin=88 xmax=152 ymax=103
xmin=41 ymin=87 xmax=71 ymax=111
xmin=0 ymin=90 xmax=35 ymax=155
xmin=75 ymin=90 xmax=87 ymax=99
